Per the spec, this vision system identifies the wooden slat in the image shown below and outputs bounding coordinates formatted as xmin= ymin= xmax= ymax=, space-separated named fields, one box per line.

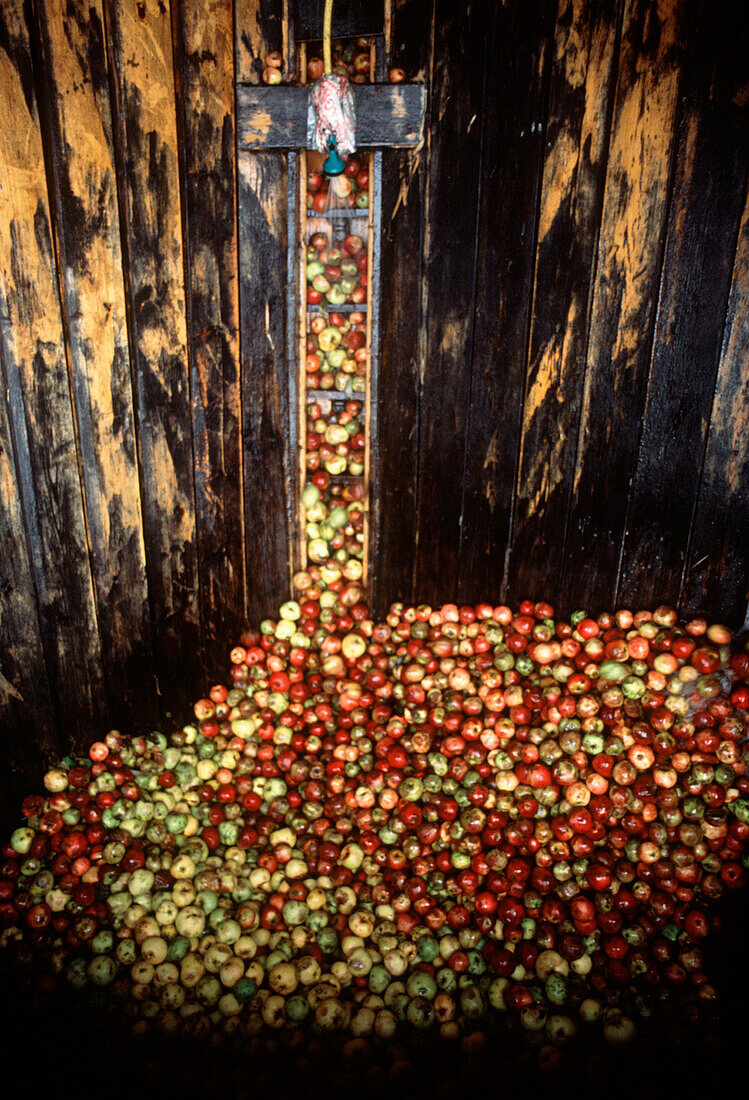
xmin=372 ymin=0 xmax=431 ymax=613
xmin=458 ymin=0 xmax=557 ymax=606
xmin=235 ymin=0 xmax=284 ymax=84
xmin=617 ymin=1 xmax=749 ymax=615
xmin=682 ymin=183 xmax=749 ymax=627
xmin=35 ymin=0 xmax=157 ymax=730
xmin=0 ymin=0 xmax=107 ymax=747
xmin=0 ymin=311 xmax=57 ymax=822
xmin=236 ymin=83 xmax=426 ymax=148
xmin=104 ymin=0 xmax=202 ymax=719
xmin=505 ymin=0 xmax=621 ymax=606
xmin=235 ymin=0 xmax=294 ymax=620
xmin=175 ymin=0 xmax=246 ymax=682
xmin=364 ymin=149 xmax=382 ymax=589
xmin=559 ymin=0 xmax=685 ymax=615
xmin=410 ymin=0 xmax=488 ymax=606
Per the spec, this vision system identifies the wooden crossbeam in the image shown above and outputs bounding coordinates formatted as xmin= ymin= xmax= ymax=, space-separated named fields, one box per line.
xmin=236 ymin=83 xmax=426 ymax=149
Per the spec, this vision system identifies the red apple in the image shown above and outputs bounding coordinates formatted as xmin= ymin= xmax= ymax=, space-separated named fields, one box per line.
xmin=343 ymin=235 xmax=363 ymax=256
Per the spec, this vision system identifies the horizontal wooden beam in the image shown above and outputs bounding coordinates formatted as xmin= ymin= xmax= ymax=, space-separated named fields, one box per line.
xmin=236 ymin=83 xmax=426 ymax=149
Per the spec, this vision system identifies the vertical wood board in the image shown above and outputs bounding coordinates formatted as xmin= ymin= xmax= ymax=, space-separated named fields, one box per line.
xmin=411 ymin=0 xmax=487 ymax=606
xmin=104 ymin=0 xmax=202 ymax=718
xmin=682 ymin=183 xmax=749 ymax=627
xmin=560 ymin=0 xmax=685 ymax=614
xmin=236 ymin=0 xmax=293 ymax=623
xmin=374 ymin=0 xmax=432 ymax=612
xmin=0 ymin=320 xmax=57 ymax=820
xmin=0 ymin=0 xmax=107 ymax=745
xmin=617 ymin=1 xmax=749 ymax=613
xmin=35 ymin=0 xmax=157 ymax=729
xmin=237 ymin=149 xmax=292 ymax=621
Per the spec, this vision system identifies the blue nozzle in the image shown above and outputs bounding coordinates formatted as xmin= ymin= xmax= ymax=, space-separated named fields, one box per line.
xmin=323 ymin=134 xmax=346 ymax=177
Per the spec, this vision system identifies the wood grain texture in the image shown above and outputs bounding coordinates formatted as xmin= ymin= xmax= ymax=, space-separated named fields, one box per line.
xmin=237 ymin=150 xmax=292 ymax=621
xmin=506 ymin=0 xmax=621 ymax=606
xmin=618 ymin=0 xmax=749 ymax=614
xmin=35 ymin=0 xmax=157 ymax=730
xmin=236 ymin=83 xmax=426 ymax=148
xmin=236 ymin=0 xmax=294 ymax=623
xmin=175 ymin=0 xmax=246 ymax=681
xmin=0 ymin=307 xmax=57 ymax=823
xmin=0 ymin=0 xmax=108 ymax=747
xmin=104 ymin=0 xmax=202 ymax=719
xmin=410 ymin=0 xmax=488 ymax=606
xmin=371 ymin=0 xmax=431 ymax=613
xmin=682 ymin=182 xmax=749 ymax=627
xmin=560 ymin=0 xmax=685 ymax=615
xmin=457 ymin=0 xmax=556 ymax=606
xmin=235 ymin=0 xmax=284 ymax=84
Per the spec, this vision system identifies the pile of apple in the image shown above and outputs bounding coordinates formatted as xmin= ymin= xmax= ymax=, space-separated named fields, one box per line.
xmin=306 ymin=231 xmax=368 ymax=309
xmin=306 ymin=400 xmax=365 ymax=479
xmin=302 ymin=481 xmax=365 ymax=569
xmin=2 ymin=563 xmax=749 ymax=1076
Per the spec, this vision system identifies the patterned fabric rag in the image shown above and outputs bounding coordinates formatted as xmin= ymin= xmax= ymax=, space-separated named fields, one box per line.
xmin=307 ymin=73 xmax=356 ymax=155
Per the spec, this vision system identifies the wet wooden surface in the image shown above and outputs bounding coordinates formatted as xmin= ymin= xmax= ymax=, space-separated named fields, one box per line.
xmin=236 ymin=0 xmax=294 ymax=622
xmin=0 ymin=0 xmax=748 ymax=822
xmin=457 ymin=0 xmax=556 ymax=605
xmin=0 ymin=0 xmax=108 ymax=766
xmin=617 ymin=1 xmax=749 ymax=613
xmin=104 ymin=0 xmax=203 ymax=722
xmin=683 ymin=183 xmax=749 ymax=625
xmin=175 ymin=0 xmax=246 ymax=684
xmin=558 ymin=0 xmax=686 ymax=612
xmin=410 ymin=0 xmax=488 ymax=606
xmin=373 ymin=0 xmax=431 ymax=611
xmin=35 ymin=0 xmax=157 ymax=730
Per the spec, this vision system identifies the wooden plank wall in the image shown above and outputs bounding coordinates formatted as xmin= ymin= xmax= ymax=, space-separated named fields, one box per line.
xmin=0 ymin=0 xmax=747 ymax=821
xmin=378 ymin=0 xmax=749 ymax=625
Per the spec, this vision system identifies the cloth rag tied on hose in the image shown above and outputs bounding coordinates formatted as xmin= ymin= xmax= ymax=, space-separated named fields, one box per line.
xmin=307 ymin=73 xmax=356 ymax=156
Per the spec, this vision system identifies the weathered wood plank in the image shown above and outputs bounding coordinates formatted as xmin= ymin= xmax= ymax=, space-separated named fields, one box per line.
xmin=374 ymin=0 xmax=431 ymax=613
xmin=294 ymin=0 xmax=383 ymax=41
xmin=235 ymin=0 xmax=284 ymax=84
xmin=104 ymin=0 xmax=202 ymax=719
xmin=235 ymin=0 xmax=293 ymax=622
xmin=35 ymin=0 xmax=157 ymax=731
xmin=455 ymin=0 xmax=556 ymax=606
xmin=506 ymin=0 xmax=621 ymax=606
xmin=560 ymin=0 xmax=685 ymax=615
xmin=0 ymin=316 xmax=57 ymax=822
xmin=411 ymin=0 xmax=488 ymax=606
xmin=236 ymin=83 xmax=426 ymax=148
xmin=618 ymin=0 xmax=749 ymax=614
xmin=237 ymin=150 xmax=292 ymax=621
xmin=175 ymin=0 xmax=246 ymax=680
xmin=0 ymin=0 xmax=107 ymax=747
xmin=682 ymin=183 xmax=749 ymax=627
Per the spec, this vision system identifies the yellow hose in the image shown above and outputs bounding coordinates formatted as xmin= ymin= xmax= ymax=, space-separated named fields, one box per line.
xmin=323 ymin=0 xmax=334 ymax=74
